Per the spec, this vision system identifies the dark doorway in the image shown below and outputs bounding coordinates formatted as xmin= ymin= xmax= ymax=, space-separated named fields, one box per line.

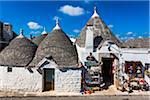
xmin=102 ymin=58 xmax=114 ymax=89
xmin=43 ymin=68 xmax=54 ymax=91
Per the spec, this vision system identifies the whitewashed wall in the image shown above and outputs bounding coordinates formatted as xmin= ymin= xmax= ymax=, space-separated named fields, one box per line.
xmin=122 ymin=48 xmax=150 ymax=65
xmin=98 ymin=43 xmax=120 ymax=54
xmin=0 ymin=61 xmax=81 ymax=93
xmin=40 ymin=61 xmax=81 ymax=93
xmin=55 ymin=69 xmax=81 ymax=93
xmin=76 ymin=41 xmax=149 ymax=73
xmin=76 ymin=44 xmax=85 ymax=63
xmin=76 ymin=44 xmax=99 ymax=65
xmin=0 ymin=66 xmax=42 ymax=92
xmin=0 ymin=67 xmax=3 ymax=90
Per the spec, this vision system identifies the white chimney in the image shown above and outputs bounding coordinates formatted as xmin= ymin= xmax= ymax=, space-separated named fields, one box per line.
xmin=85 ymin=26 xmax=94 ymax=52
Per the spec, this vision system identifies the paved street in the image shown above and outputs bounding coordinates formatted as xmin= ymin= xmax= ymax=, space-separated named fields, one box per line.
xmin=0 ymin=95 xmax=149 ymax=100
xmin=0 ymin=85 xmax=149 ymax=100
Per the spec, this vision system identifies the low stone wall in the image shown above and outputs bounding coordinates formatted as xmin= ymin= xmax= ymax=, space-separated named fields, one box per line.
xmin=0 ymin=66 xmax=42 ymax=92
xmin=55 ymin=69 xmax=81 ymax=93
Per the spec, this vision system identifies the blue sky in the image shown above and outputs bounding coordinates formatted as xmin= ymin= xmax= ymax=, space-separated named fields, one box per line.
xmin=0 ymin=0 xmax=149 ymax=40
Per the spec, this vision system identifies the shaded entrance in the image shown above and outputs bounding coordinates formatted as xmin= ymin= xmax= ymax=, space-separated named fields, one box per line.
xmin=43 ymin=68 xmax=54 ymax=91
xmin=102 ymin=58 xmax=114 ymax=89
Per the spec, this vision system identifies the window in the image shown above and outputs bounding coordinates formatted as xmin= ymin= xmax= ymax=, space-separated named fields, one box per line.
xmin=7 ymin=67 xmax=12 ymax=72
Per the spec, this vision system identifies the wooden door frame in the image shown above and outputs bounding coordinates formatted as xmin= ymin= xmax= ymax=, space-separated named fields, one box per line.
xmin=42 ymin=69 xmax=44 ymax=92
xmin=102 ymin=58 xmax=114 ymax=83
xmin=42 ymin=68 xmax=55 ymax=92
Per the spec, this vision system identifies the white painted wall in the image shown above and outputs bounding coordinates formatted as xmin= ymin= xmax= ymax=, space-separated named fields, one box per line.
xmin=121 ymin=48 xmax=150 ymax=65
xmin=39 ymin=61 xmax=81 ymax=93
xmin=76 ymin=44 xmax=99 ymax=65
xmin=76 ymin=44 xmax=85 ymax=63
xmin=98 ymin=42 xmax=120 ymax=54
xmin=0 ymin=66 xmax=42 ymax=92
xmin=0 ymin=67 xmax=3 ymax=90
xmin=0 ymin=60 xmax=81 ymax=93
xmin=77 ymin=40 xmax=149 ymax=65
xmin=55 ymin=69 xmax=81 ymax=93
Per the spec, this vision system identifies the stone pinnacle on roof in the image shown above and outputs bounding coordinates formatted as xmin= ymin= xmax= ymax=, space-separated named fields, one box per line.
xmin=53 ymin=18 xmax=61 ymax=30
xmin=29 ymin=22 xmax=78 ymax=67
xmin=16 ymin=29 xmax=24 ymax=38
xmin=76 ymin=6 xmax=123 ymax=48
xmin=91 ymin=6 xmax=99 ymax=18
xmin=41 ymin=27 xmax=47 ymax=35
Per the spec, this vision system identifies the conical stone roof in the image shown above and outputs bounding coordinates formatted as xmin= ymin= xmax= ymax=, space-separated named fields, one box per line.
xmin=29 ymin=21 xmax=78 ymax=68
xmin=32 ymin=34 xmax=47 ymax=46
xmin=31 ymin=28 xmax=48 ymax=46
xmin=124 ymin=38 xmax=150 ymax=48
xmin=76 ymin=7 xmax=123 ymax=48
xmin=0 ymin=29 xmax=37 ymax=66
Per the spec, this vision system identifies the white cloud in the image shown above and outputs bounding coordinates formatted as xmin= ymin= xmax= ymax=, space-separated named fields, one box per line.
xmin=73 ymin=29 xmax=80 ymax=33
xmin=120 ymin=36 xmax=134 ymax=41
xmin=27 ymin=22 xmax=42 ymax=30
xmin=59 ymin=5 xmax=84 ymax=16
xmin=53 ymin=16 xmax=61 ymax=20
xmin=120 ymin=37 xmax=128 ymax=41
xmin=126 ymin=32 xmax=134 ymax=35
xmin=108 ymin=24 xmax=114 ymax=28
xmin=144 ymin=32 xmax=150 ymax=35
xmin=116 ymin=34 xmax=120 ymax=38
xmin=138 ymin=36 xmax=143 ymax=38
xmin=30 ymin=31 xmax=41 ymax=35
xmin=128 ymin=37 xmax=134 ymax=39
xmin=84 ymin=0 xmax=90 ymax=3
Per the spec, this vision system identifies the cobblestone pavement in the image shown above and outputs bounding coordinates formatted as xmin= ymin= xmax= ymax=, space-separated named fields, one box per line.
xmin=0 ymin=95 xmax=149 ymax=100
